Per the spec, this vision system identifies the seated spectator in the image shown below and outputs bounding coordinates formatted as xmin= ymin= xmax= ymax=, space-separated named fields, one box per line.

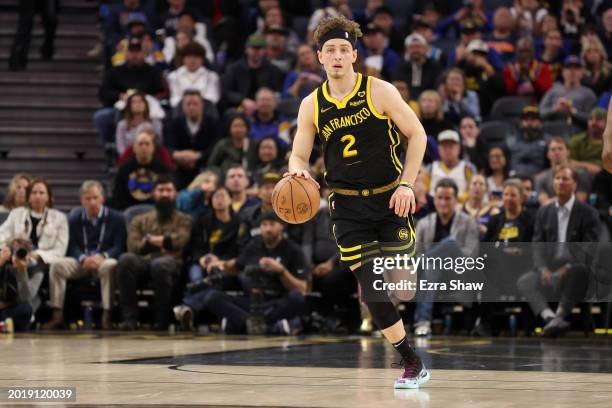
xmin=436 ymin=2 xmax=492 ymax=39
xmin=94 ymin=37 xmax=165 ymax=155
xmin=539 ymin=55 xmax=597 ymax=126
xmin=241 ymin=172 xmax=280 ymax=238
xmin=307 ymin=0 xmax=352 ymax=44
xmin=425 ymin=130 xmax=476 ymax=197
xmin=249 ymin=88 xmax=290 ymax=148
xmin=259 ymin=7 xmax=301 ymax=53
xmin=167 ymin=29 xmax=193 ymax=70
xmin=221 ymin=34 xmax=284 ymax=114
xmin=176 ymin=170 xmax=219 ymax=220
xmin=167 ymin=91 xmax=221 ymax=189
xmin=207 ymin=114 xmax=251 ymax=176
xmin=536 ymin=29 xmax=566 ymax=81
xmin=103 ymin=0 xmax=151 ymax=55
xmin=224 ymin=166 xmax=260 ymax=217
xmin=117 ymin=176 xmax=192 ymax=330
xmin=503 ymin=37 xmax=553 ymax=100
xmin=413 ymin=20 xmax=446 ymax=64
xmin=440 ymin=67 xmax=481 ymax=124
xmin=115 ymin=91 xmax=163 ymax=156
xmin=413 ymin=178 xmax=480 ymax=336
xmin=366 ymin=6 xmax=403 ymax=55
xmin=167 ymin=42 xmax=220 ymax=108
xmin=392 ymin=79 xmax=420 ymax=117
xmin=517 ymin=173 xmax=539 ymax=210
xmin=0 ymin=173 xmax=31 ymax=213
xmin=458 ymin=40 xmax=506 ymax=117
xmin=111 ymin=128 xmax=171 ymax=210
xmin=413 ymin=169 xmax=435 ymax=222
xmin=598 ymin=5 xmax=612 ymax=57
xmin=181 ymin=211 xmax=308 ymax=334
xmin=511 ymin=0 xmax=548 ymax=37
xmin=112 ymin=31 xmax=166 ymax=70
xmin=517 ymin=165 xmax=599 ymax=337
xmin=461 ymin=174 xmax=500 ymax=239
xmin=358 ymin=23 xmax=400 ymax=80
xmin=0 ymin=179 xmax=68 ymax=313
xmin=417 ymin=90 xmax=454 ymax=164
xmin=162 ymin=10 xmax=214 ymax=65
xmin=485 ymin=178 xmax=534 ymax=243
xmin=116 ymin=125 xmax=174 ymax=171
xmin=0 ymin=244 xmax=33 ymax=331
xmin=282 ymin=44 xmax=325 ymax=99
xmin=188 ymin=186 xmax=248 ymax=283
xmin=509 ymin=105 xmax=548 ymax=176
xmin=392 ymin=33 xmax=443 ymax=100
xmin=558 ymin=0 xmax=591 ymax=48
xmin=568 ymin=107 xmax=606 ymax=176
xmin=44 ymin=181 xmax=127 ymax=330
xmin=157 ymin=0 xmax=188 ymax=38
xmin=592 ymin=169 xmax=612 ymax=237
xmin=459 ymin=116 xmax=487 ymax=170
xmin=485 ymin=145 xmax=510 ymax=203
xmin=445 ymin=20 xmax=504 ymax=71
xmin=264 ymin=25 xmax=296 ymax=74
xmin=580 ymin=37 xmax=612 ymax=97
xmin=485 ymin=7 xmax=516 ymax=63
xmin=247 ymin=137 xmax=285 ymax=179
xmin=535 ymin=137 xmax=591 ymax=205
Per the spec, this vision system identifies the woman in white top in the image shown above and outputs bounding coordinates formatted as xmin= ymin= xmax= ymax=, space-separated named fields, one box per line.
xmin=0 ymin=179 xmax=69 ymax=311
xmin=167 ymin=41 xmax=220 ymax=107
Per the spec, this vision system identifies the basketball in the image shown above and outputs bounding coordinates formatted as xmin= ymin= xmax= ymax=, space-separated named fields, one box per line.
xmin=272 ymin=176 xmax=320 ymax=224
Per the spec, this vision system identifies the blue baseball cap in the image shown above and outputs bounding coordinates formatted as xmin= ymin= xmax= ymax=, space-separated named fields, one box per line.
xmin=563 ymin=55 xmax=583 ymax=68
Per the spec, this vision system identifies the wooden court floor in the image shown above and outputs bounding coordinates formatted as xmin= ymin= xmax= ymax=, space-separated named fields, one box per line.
xmin=1 ymin=332 xmax=611 ymax=407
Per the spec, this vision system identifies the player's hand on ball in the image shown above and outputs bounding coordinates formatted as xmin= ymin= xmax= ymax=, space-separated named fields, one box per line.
xmin=283 ymin=169 xmax=320 ymax=189
xmin=389 ymin=185 xmax=416 ymax=218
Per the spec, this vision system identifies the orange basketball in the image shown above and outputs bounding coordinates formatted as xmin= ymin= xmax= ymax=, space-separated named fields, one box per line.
xmin=272 ymin=176 xmax=320 ymax=224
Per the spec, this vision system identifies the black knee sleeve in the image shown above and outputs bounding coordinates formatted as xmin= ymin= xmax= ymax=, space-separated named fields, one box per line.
xmin=348 ymin=262 xmax=401 ymax=331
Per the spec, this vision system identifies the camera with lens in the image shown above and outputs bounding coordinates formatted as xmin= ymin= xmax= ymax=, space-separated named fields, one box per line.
xmin=186 ymin=267 xmax=224 ymax=293
xmin=9 ymin=238 xmax=32 ymax=261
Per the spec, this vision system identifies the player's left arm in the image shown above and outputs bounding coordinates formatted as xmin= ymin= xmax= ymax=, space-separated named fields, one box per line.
xmin=371 ymin=78 xmax=427 ymax=217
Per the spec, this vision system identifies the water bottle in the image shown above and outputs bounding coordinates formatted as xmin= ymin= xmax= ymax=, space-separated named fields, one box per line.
xmin=5 ymin=318 xmax=14 ymax=334
xmin=83 ymin=305 xmax=93 ymax=330
xmin=509 ymin=314 xmax=517 ymax=337
xmin=444 ymin=314 xmax=453 ymax=335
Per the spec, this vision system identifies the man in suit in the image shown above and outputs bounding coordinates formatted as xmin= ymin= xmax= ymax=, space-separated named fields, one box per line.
xmin=45 ymin=181 xmax=127 ymax=329
xmin=413 ymin=178 xmax=480 ymax=336
xmin=518 ymin=165 xmax=600 ymax=337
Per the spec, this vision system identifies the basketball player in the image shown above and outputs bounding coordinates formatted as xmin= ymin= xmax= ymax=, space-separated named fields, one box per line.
xmin=602 ymin=97 xmax=612 ymax=173
xmin=286 ymin=16 xmax=429 ymax=389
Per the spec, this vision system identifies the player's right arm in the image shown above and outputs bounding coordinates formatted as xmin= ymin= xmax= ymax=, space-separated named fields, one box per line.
xmin=286 ymin=93 xmax=320 ymax=188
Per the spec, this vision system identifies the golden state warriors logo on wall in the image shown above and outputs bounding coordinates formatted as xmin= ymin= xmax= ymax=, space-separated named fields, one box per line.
xmin=397 ymin=227 xmax=409 ymax=241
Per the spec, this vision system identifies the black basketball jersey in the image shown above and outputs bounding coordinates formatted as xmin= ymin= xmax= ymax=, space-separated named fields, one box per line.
xmin=314 ymin=73 xmax=403 ymax=189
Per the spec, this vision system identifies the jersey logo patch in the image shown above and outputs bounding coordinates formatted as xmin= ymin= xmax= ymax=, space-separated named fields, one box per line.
xmin=397 ymin=227 xmax=409 ymax=241
xmin=357 ymin=91 xmax=365 ymax=97
xmin=349 ymin=99 xmax=366 ymax=107
xmin=321 ymin=106 xmax=333 ymax=113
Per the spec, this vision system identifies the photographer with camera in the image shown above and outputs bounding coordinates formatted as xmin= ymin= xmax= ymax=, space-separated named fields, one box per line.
xmin=0 ymin=240 xmax=34 ymax=331
xmin=177 ymin=210 xmax=308 ymax=334
xmin=43 ymin=181 xmax=127 ymax=330
xmin=0 ymin=178 xmax=68 ymax=313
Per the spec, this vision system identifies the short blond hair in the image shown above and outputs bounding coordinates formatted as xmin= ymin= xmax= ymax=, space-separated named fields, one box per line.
xmin=313 ymin=15 xmax=362 ymax=48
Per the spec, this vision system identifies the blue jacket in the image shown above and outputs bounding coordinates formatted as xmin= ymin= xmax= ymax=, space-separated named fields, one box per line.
xmin=67 ymin=206 xmax=127 ymax=261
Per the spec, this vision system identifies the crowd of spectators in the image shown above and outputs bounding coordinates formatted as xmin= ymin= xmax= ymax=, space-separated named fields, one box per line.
xmin=1 ymin=0 xmax=612 ymax=337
